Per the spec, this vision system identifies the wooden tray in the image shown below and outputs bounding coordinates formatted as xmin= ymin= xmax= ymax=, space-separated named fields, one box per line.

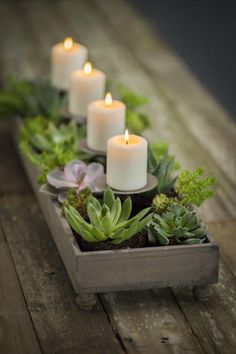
xmin=13 ymin=118 xmax=219 ymax=309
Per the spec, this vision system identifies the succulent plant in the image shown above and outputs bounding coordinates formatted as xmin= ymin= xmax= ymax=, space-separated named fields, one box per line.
xmin=147 ymin=205 xmax=206 ymax=246
xmin=64 ymin=187 xmax=152 ymax=244
xmin=151 ymin=142 xmax=181 ymax=171
xmin=175 ymin=168 xmax=216 ymax=207
xmin=148 ymin=144 xmax=177 ymax=194
xmin=63 ymin=188 xmax=92 ymax=219
xmin=20 ymin=116 xmax=89 ymax=184
xmin=152 ymin=193 xmax=181 ymax=214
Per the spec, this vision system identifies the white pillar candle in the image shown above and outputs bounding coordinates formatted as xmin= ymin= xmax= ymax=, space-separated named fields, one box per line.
xmin=68 ymin=62 xmax=106 ymax=117
xmin=107 ymin=130 xmax=148 ymax=191
xmin=87 ymin=93 xmax=126 ymax=152
xmin=51 ymin=37 xmax=88 ymax=91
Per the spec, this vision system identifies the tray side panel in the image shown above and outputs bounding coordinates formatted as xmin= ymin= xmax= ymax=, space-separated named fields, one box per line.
xmin=76 ymin=244 xmax=219 ymax=292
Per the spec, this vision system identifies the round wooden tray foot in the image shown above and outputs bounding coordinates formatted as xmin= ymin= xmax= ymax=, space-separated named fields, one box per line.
xmin=76 ymin=293 xmax=97 ymax=310
xmin=193 ymin=285 xmax=210 ymax=302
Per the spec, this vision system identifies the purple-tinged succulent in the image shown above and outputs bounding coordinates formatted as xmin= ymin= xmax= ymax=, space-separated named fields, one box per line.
xmin=47 ymin=160 xmax=104 ymax=193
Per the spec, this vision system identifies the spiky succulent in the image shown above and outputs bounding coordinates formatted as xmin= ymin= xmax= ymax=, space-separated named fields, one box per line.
xmin=148 ymin=144 xmax=177 ymax=194
xmin=64 ymin=187 xmax=152 ymax=244
xmin=147 ymin=205 xmax=206 ymax=246
xmin=63 ymin=188 xmax=92 ymax=219
xmin=152 ymin=194 xmax=181 ymax=214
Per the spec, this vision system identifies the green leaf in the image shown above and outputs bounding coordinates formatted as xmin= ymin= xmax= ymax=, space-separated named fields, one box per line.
xmin=101 ymin=204 xmax=110 ymax=217
xmin=79 ymin=228 xmax=98 ymax=243
xmin=87 ymin=203 xmax=101 ymax=227
xmin=157 ymin=233 xmax=170 ymax=245
xmin=111 ymin=197 xmax=122 ymax=225
xmin=118 ymin=197 xmax=132 ymax=223
xmin=134 ymin=213 xmax=153 ymax=234
xmin=89 ymin=196 xmax=101 ymax=211
xmin=91 ymin=226 xmax=107 ymax=241
xmin=175 ymin=168 xmax=216 ymax=207
xmin=148 ymin=229 xmax=157 ymax=244
xmin=100 ymin=214 xmax=113 ymax=233
xmin=109 ymin=228 xmax=126 ymax=241
xmin=103 ymin=187 xmax=115 ymax=210
xmin=176 ymin=237 xmax=205 ymax=245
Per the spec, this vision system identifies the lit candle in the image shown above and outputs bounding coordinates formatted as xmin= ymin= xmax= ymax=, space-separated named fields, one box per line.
xmin=107 ymin=130 xmax=148 ymax=191
xmin=68 ymin=62 xmax=106 ymax=117
xmin=87 ymin=93 xmax=126 ymax=152
xmin=51 ymin=37 xmax=88 ymax=91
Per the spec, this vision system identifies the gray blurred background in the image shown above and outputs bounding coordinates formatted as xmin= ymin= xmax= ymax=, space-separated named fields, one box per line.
xmin=129 ymin=0 xmax=236 ymax=118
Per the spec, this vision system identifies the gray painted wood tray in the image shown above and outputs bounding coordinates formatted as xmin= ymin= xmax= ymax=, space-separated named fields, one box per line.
xmin=13 ymin=118 xmax=219 ymax=310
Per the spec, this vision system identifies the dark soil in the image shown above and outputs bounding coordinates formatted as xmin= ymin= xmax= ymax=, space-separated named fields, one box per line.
xmin=76 ymin=231 xmax=147 ymax=252
xmin=74 ymin=229 xmax=208 ymax=252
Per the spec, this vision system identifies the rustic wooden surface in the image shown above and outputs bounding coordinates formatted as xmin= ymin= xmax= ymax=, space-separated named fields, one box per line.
xmin=0 ymin=0 xmax=236 ymax=353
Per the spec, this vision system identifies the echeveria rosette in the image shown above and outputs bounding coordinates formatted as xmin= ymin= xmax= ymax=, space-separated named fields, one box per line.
xmin=47 ymin=160 xmax=104 ymax=193
xmin=147 ymin=205 xmax=206 ymax=246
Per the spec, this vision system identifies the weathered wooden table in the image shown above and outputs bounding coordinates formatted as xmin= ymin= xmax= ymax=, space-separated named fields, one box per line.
xmin=0 ymin=1 xmax=236 ymax=353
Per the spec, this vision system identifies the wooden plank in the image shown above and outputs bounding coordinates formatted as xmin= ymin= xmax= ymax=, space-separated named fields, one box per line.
xmin=0 ymin=2 xmax=233 ymax=350
xmin=0 ymin=194 xmax=124 ymax=354
xmin=0 ymin=231 xmax=41 ymax=354
xmin=0 ymin=120 xmax=31 ymax=195
xmin=78 ymin=244 xmax=218 ymax=291
xmin=207 ymin=220 xmax=236 ymax=277
xmin=172 ymin=261 xmax=236 ymax=354
xmin=100 ymin=289 xmax=204 ymax=354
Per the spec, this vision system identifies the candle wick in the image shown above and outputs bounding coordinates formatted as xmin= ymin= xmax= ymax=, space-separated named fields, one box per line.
xmin=126 ymin=141 xmax=128 ymax=145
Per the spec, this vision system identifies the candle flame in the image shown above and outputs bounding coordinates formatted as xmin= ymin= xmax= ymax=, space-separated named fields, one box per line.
xmin=64 ymin=37 xmax=74 ymax=50
xmin=83 ymin=61 xmax=92 ymax=74
xmin=124 ymin=129 xmax=129 ymax=145
xmin=105 ymin=92 xmax=112 ymax=106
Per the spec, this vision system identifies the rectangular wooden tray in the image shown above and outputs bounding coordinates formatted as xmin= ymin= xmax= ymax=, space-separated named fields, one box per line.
xmin=13 ymin=118 xmax=219 ymax=309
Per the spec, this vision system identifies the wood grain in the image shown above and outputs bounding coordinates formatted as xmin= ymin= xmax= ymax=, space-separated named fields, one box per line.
xmin=0 ymin=0 xmax=235 ymax=353
xmin=0 ymin=194 xmax=124 ymax=354
xmin=101 ymin=289 xmax=204 ymax=354
xmin=207 ymin=220 xmax=236 ymax=277
xmin=172 ymin=261 xmax=236 ymax=354
xmin=0 ymin=121 xmax=30 ymax=195
xmin=0 ymin=230 xmax=41 ymax=354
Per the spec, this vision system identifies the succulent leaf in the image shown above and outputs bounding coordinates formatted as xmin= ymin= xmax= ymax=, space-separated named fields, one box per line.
xmin=148 ymin=144 xmax=178 ymax=194
xmin=118 ymin=197 xmax=132 ymax=223
xmin=147 ymin=204 xmax=206 ymax=246
xmin=110 ymin=197 xmax=122 ymax=225
xmin=103 ymin=187 xmax=115 ymax=210
xmin=157 ymin=233 xmax=170 ymax=245
xmin=64 ymin=187 xmax=151 ymax=244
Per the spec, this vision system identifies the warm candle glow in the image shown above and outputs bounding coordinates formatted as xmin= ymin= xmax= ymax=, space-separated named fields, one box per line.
xmin=105 ymin=92 xmax=112 ymax=106
xmin=124 ymin=129 xmax=129 ymax=145
xmin=83 ymin=61 xmax=92 ymax=74
xmin=64 ymin=37 xmax=74 ymax=50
